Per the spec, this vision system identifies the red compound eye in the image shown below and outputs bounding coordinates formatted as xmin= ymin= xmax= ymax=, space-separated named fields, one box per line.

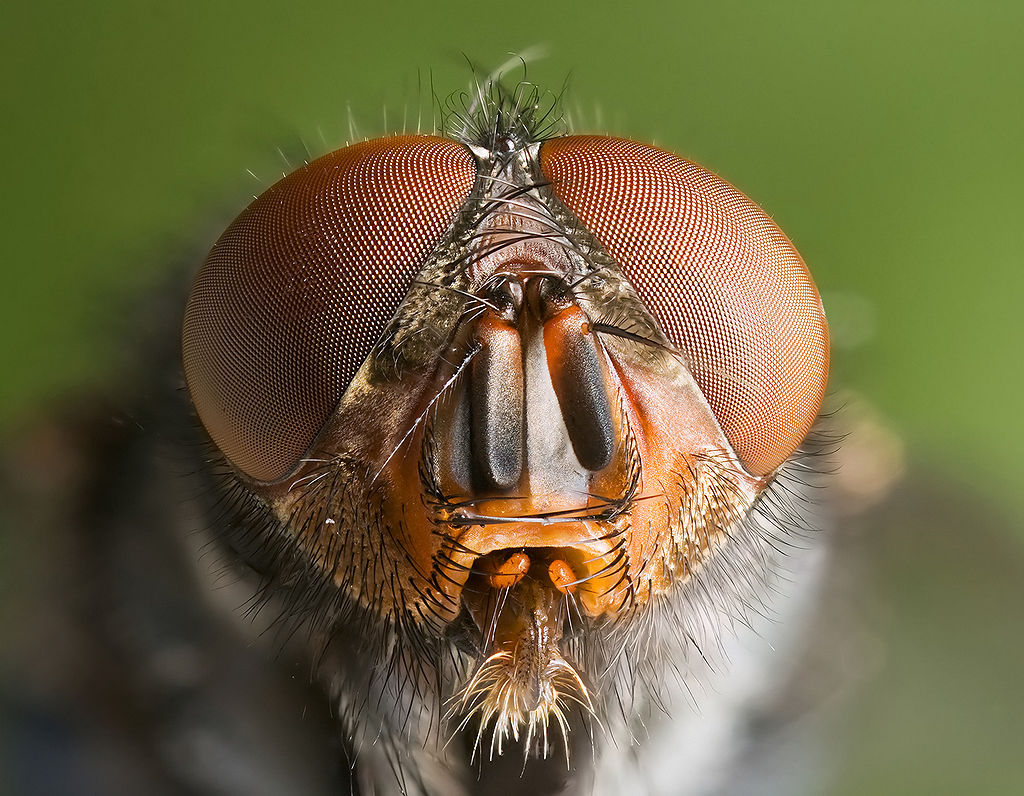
xmin=182 ymin=136 xmax=476 ymax=482
xmin=540 ymin=135 xmax=829 ymax=476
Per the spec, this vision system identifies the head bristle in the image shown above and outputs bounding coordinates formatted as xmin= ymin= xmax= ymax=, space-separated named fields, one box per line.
xmin=441 ymin=61 xmax=568 ymax=150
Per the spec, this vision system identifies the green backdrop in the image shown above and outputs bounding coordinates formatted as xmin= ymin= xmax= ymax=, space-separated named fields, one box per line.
xmin=3 ymin=1 xmax=1022 ymax=793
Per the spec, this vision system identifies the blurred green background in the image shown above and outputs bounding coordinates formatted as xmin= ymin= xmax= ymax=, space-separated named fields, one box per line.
xmin=2 ymin=1 xmax=1021 ymax=794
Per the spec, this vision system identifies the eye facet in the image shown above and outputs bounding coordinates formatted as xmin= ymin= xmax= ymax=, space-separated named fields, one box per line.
xmin=182 ymin=135 xmax=476 ymax=482
xmin=540 ymin=135 xmax=829 ymax=476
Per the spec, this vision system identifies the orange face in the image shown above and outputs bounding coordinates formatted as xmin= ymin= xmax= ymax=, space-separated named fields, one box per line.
xmin=181 ymin=122 xmax=829 ymax=747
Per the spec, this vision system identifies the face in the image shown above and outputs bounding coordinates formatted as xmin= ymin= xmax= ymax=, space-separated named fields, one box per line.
xmin=181 ymin=93 xmax=829 ymax=754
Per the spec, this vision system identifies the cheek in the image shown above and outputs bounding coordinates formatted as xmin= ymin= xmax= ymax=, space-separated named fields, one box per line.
xmin=602 ymin=352 xmax=758 ymax=589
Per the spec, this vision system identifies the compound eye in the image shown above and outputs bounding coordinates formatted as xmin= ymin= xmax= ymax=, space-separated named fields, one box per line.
xmin=540 ymin=136 xmax=829 ymax=476
xmin=182 ymin=136 xmax=476 ymax=482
